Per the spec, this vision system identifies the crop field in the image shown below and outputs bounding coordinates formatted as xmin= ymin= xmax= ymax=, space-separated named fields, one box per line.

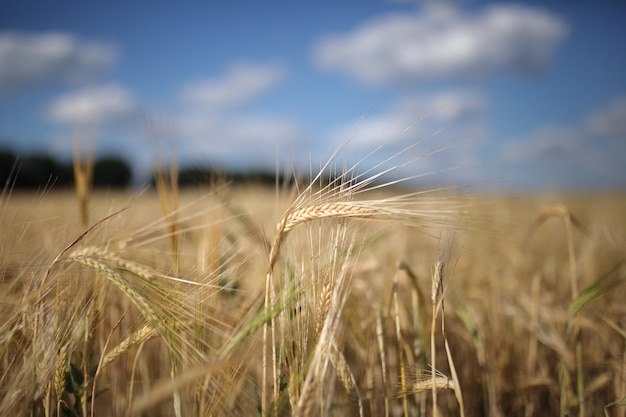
xmin=1 ymin=167 xmax=625 ymax=416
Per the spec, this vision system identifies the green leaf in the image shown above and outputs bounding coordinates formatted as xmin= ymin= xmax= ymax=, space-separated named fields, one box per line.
xmin=569 ymin=261 xmax=625 ymax=316
xmin=65 ymin=362 xmax=85 ymax=395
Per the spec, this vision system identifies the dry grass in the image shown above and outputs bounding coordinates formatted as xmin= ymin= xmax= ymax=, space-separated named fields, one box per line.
xmin=1 ymin=141 xmax=625 ymax=417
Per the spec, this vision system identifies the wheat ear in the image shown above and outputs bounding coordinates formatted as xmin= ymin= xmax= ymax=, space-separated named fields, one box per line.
xmin=100 ymin=324 xmax=157 ymax=369
xmin=278 ymin=203 xmax=377 ymax=233
xmin=410 ymin=371 xmax=454 ymax=394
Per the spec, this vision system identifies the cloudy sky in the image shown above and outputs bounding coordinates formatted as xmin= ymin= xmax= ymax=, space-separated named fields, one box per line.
xmin=1 ymin=1 xmax=625 ymax=190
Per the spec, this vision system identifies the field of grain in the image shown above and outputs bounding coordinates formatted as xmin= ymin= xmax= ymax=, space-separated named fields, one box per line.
xmin=1 ymin=178 xmax=625 ymax=416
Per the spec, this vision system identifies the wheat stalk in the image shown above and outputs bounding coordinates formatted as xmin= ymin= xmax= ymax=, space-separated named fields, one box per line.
xmin=72 ymin=123 xmax=95 ymax=228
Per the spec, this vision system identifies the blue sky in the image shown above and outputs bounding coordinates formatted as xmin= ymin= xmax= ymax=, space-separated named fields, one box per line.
xmin=1 ymin=1 xmax=625 ymax=190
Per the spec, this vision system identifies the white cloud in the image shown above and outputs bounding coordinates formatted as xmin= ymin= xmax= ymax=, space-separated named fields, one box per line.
xmin=329 ymin=90 xmax=488 ymax=148
xmin=313 ymin=3 xmax=567 ymax=84
xmin=180 ymin=63 xmax=285 ymax=111
xmin=324 ymin=90 xmax=489 ymax=186
xmin=178 ymin=112 xmax=304 ymax=170
xmin=501 ymin=96 xmax=626 ymax=188
xmin=584 ymin=96 xmax=626 ymax=140
xmin=0 ymin=31 xmax=117 ymax=92
xmin=504 ymin=125 xmax=584 ymax=161
xmin=506 ymin=96 xmax=626 ymax=162
xmin=46 ymin=83 xmax=136 ymax=124
xmin=176 ymin=63 xmax=303 ymax=169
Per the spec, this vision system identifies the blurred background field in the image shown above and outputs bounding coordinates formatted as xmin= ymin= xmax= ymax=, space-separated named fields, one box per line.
xmin=1 ymin=183 xmax=624 ymax=416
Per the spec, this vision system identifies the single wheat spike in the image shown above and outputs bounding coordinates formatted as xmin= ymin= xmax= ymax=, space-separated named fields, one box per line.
xmin=70 ymin=246 xmax=157 ymax=283
xmin=410 ymin=374 xmax=454 ymax=394
xmin=328 ymin=344 xmax=366 ymax=417
xmin=315 ymin=282 xmax=334 ymax=337
xmin=100 ymin=324 xmax=157 ymax=369
xmin=331 ymin=346 xmax=355 ymax=393
xmin=54 ymin=344 xmax=69 ymax=399
xmin=278 ymin=203 xmax=377 ymax=233
xmin=392 ymin=371 xmax=454 ymax=398
xmin=71 ymin=256 xmax=163 ymax=330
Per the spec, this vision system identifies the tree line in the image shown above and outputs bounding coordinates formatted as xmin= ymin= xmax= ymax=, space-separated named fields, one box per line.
xmin=0 ymin=148 xmax=293 ymax=190
xmin=0 ymin=149 xmax=132 ymax=189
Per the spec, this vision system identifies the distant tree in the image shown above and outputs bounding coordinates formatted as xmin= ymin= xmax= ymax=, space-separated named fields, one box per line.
xmin=17 ymin=154 xmax=73 ymax=188
xmin=230 ymin=170 xmax=277 ymax=186
xmin=177 ymin=166 xmax=216 ymax=187
xmin=0 ymin=150 xmax=19 ymax=188
xmin=93 ymin=156 xmax=132 ymax=188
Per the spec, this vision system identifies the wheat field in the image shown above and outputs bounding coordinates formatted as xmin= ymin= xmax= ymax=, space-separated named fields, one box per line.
xmin=1 ymin=167 xmax=625 ymax=416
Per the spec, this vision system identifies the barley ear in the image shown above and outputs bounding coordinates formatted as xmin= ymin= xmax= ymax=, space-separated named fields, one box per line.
xmin=54 ymin=344 xmax=69 ymax=400
xmin=279 ymin=203 xmax=376 ymax=233
xmin=330 ymin=344 xmax=365 ymax=417
xmin=100 ymin=324 xmax=157 ymax=369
